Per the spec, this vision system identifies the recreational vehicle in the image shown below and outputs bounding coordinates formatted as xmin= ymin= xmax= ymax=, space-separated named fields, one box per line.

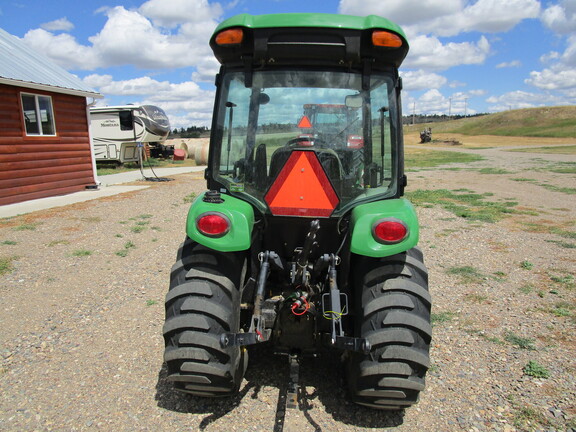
xmin=90 ymin=105 xmax=172 ymax=163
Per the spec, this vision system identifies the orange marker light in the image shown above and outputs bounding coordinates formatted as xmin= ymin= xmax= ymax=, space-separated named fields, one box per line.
xmin=372 ymin=31 xmax=403 ymax=48
xmin=215 ymin=28 xmax=244 ymax=46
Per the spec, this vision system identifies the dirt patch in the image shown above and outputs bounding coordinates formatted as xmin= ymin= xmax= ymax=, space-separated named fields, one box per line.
xmin=1 ymin=141 xmax=575 ymax=431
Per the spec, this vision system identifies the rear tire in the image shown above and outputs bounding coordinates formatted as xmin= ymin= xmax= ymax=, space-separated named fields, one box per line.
xmin=163 ymin=238 xmax=248 ymax=396
xmin=347 ymin=247 xmax=431 ymax=409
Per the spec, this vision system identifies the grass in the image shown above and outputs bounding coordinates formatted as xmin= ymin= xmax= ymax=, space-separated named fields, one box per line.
xmin=0 ymin=256 xmax=18 ymax=276
xmin=447 ymin=266 xmax=485 ymax=284
xmin=523 ymin=360 xmax=550 ymax=378
xmin=504 ymin=332 xmax=536 ymax=350
xmin=96 ymin=157 xmax=196 ymax=176
xmin=406 ymin=106 xmax=576 ymax=138
xmin=183 ymin=192 xmax=197 ymax=203
xmin=431 ymin=311 xmax=458 ymax=325
xmin=13 ymin=223 xmax=39 ymax=231
xmin=1 ymin=240 xmax=17 ymax=245
xmin=508 ymin=144 xmax=576 ymax=154
xmin=520 ymin=260 xmax=534 ymax=270
xmin=478 ymin=167 xmax=512 ymax=174
xmin=405 ymin=148 xmax=483 ymax=169
xmin=71 ymin=249 xmax=93 ymax=257
xmin=406 ymin=189 xmax=518 ymax=222
xmin=116 ymin=240 xmax=136 ymax=257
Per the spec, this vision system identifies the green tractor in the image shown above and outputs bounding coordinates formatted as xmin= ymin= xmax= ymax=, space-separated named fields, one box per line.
xmin=163 ymin=13 xmax=431 ymax=410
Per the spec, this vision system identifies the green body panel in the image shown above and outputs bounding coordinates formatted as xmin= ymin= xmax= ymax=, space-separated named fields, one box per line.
xmin=186 ymin=192 xmax=254 ymax=252
xmin=350 ymin=198 xmax=419 ymax=258
xmin=214 ymin=13 xmax=407 ymax=41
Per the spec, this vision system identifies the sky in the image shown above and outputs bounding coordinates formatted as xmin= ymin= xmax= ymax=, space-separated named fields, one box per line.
xmin=1 ymin=0 xmax=575 ymax=129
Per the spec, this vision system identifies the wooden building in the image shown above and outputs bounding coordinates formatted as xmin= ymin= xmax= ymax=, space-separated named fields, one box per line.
xmin=0 ymin=27 xmax=102 ymax=206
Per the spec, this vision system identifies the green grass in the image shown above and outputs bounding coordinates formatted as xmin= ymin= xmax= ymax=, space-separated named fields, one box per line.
xmin=71 ymin=249 xmax=93 ymax=257
xmin=447 ymin=266 xmax=485 ymax=284
xmin=508 ymin=145 xmax=576 ymax=154
xmin=0 ymin=256 xmax=18 ymax=276
xmin=431 ymin=311 xmax=458 ymax=325
xmin=1 ymin=240 xmax=17 ymax=245
xmin=523 ymin=360 xmax=550 ymax=378
xmin=406 ymin=106 xmax=576 ymax=138
xmin=96 ymin=158 xmax=196 ymax=176
xmin=520 ymin=260 xmax=534 ymax=270
xmin=405 ymin=149 xmax=483 ymax=169
xmin=183 ymin=192 xmax=197 ymax=203
xmin=406 ymin=188 xmax=517 ymax=222
xmin=505 ymin=332 xmax=536 ymax=350
xmin=13 ymin=223 xmax=39 ymax=231
xmin=478 ymin=167 xmax=512 ymax=174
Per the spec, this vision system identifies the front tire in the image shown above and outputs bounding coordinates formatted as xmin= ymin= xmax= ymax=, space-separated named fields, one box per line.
xmin=163 ymin=238 xmax=248 ymax=396
xmin=347 ymin=247 xmax=431 ymax=409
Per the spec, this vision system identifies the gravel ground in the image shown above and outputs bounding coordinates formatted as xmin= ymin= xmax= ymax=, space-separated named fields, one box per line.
xmin=1 ymin=141 xmax=575 ymax=431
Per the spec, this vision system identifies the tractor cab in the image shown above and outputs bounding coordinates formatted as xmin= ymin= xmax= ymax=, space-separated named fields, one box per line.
xmin=206 ymin=14 xmax=409 ymax=220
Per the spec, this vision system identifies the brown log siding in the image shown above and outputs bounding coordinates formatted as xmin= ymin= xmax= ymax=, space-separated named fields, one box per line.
xmin=0 ymin=84 xmax=96 ymax=206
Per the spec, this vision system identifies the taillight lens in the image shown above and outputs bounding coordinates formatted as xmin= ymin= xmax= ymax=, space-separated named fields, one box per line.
xmin=196 ymin=212 xmax=230 ymax=237
xmin=372 ymin=219 xmax=408 ymax=244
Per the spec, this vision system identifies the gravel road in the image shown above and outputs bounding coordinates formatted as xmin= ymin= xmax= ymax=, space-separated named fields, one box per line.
xmin=1 ymin=142 xmax=575 ymax=431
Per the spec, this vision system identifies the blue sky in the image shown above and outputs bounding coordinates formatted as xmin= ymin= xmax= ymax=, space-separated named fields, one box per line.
xmin=1 ymin=0 xmax=575 ymax=129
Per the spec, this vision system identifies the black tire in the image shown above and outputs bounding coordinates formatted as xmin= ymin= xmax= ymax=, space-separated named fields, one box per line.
xmin=347 ymin=247 xmax=431 ymax=410
xmin=163 ymin=238 xmax=248 ymax=396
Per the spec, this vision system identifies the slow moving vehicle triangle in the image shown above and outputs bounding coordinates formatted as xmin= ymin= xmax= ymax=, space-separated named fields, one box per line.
xmin=265 ymin=150 xmax=339 ymax=217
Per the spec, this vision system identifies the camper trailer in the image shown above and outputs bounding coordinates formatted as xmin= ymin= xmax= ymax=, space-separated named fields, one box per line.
xmin=90 ymin=105 xmax=172 ymax=163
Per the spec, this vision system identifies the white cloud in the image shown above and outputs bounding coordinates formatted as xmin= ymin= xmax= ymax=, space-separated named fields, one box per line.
xmin=40 ymin=17 xmax=74 ymax=32
xmin=525 ymin=64 xmax=576 ymax=91
xmin=23 ymin=29 xmax=100 ymax=69
xmin=526 ymin=0 xmax=576 ymax=98
xmin=21 ymin=4 xmax=220 ymax=71
xmin=541 ymin=0 xmax=576 ymax=35
xmin=339 ymin=0 xmax=539 ymax=37
xmin=400 ymin=70 xmax=447 ymax=91
xmin=339 ymin=0 xmax=461 ymax=26
xmin=486 ymin=90 xmax=567 ymax=111
xmin=496 ymin=60 xmax=522 ymax=68
xmin=404 ymin=35 xmax=490 ymax=70
xmin=138 ymin=0 xmax=223 ymax=28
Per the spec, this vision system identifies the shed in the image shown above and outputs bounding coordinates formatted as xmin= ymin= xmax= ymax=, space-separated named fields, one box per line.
xmin=0 ymin=27 xmax=103 ymax=206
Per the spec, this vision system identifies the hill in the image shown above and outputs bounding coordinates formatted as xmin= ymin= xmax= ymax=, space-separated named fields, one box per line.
xmin=404 ymin=106 xmax=576 ymax=138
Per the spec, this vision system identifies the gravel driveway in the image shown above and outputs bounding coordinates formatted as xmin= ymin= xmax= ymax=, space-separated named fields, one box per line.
xmin=1 ymin=143 xmax=575 ymax=431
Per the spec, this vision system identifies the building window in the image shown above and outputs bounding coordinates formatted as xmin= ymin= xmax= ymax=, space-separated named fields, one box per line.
xmin=21 ymin=93 xmax=56 ymax=136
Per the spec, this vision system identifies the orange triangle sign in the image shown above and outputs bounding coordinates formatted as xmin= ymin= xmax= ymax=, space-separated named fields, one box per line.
xmin=297 ymin=115 xmax=312 ymax=129
xmin=265 ymin=151 xmax=339 ymax=217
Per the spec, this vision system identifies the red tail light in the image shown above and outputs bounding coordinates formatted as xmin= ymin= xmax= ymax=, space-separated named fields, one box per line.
xmin=372 ymin=218 xmax=408 ymax=244
xmin=196 ymin=212 xmax=230 ymax=237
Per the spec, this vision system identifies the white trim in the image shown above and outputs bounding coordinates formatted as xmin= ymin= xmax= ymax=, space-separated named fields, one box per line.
xmin=86 ymin=102 xmax=101 ymax=188
xmin=0 ymin=77 xmax=102 ymax=99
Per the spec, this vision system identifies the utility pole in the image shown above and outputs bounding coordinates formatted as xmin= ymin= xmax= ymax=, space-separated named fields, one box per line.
xmin=448 ymin=97 xmax=452 ymax=119
xmin=412 ymin=101 xmax=416 ymax=125
xmin=464 ymin=98 xmax=468 ymax=117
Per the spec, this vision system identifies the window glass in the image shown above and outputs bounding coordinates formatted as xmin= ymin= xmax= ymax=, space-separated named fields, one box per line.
xmin=119 ymin=111 xmax=134 ymax=131
xmin=21 ymin=94 xmax=56 ymax=136
xmin=22 ymin=94 xmax=40 ymax=135
xmin=38 ymin=96 xmax=55 ymax=135
xmin=213 ymin=70 xmax=399 ymax=215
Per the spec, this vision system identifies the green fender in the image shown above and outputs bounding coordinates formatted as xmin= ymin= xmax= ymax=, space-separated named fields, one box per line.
xmin=350 ymin=198 xmax=419 ymax=258
xmin=186 ymin=192 xmax=254 ymax=252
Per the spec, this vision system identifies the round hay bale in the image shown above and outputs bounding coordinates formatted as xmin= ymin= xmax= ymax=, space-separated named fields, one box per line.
xmin=194 ymin=141 xmax=210 ymax=165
